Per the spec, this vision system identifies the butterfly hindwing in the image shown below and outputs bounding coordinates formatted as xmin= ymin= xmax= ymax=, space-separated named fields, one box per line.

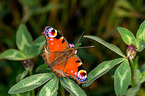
xmin=64 ymin=55 xmax=87 ymax=84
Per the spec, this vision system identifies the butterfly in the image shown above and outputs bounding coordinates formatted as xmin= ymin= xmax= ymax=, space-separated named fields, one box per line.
xmin=41 ymin=26 xmax=87 ymax=84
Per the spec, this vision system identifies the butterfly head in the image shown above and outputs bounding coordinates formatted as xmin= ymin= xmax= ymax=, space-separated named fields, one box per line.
xmin=42 ymin=26 xmax=57 ymax=38
xmin=69 ymin=44 xmax=77 ymax=54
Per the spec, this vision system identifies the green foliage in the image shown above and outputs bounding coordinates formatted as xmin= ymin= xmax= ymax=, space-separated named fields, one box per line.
xmin=8 ymin=73 xmax=54 ymax=94
xmin=39 ymin=76 xmax=59 ymax=96
xmin=60 ymin=78 xmax=87 ymax=96
xmin=0 ymin=49 xmax=26 ymax=60
xmin=1 ymin=0 xmax=145 ymax=95
xmin=82 ymin=58 xmax=124 ymax=87
xmin=0 ymin=24 xmax=45 ymax=60
xmin=36 ymin=64 xmax=51 ymax=73
xmin=136 ymin=21 xmax=145 ymax=51
xmin=114 ymin=59 xmax=131 ymax=96
xmin=117 ymin=21 xmax=145 ymax=52
xmin=16 ymin=24 xmax=33 ymax=58
xmin=16 ymin=70 xmax=29 ymax=82
xmin=84 ymin=35 xmax=125 ymax=57
xmin=125 ymin=84 xmax=141 ymax=96
xmin=30 ymin=35 xmax=45 ymax=58
xmin=82 ymin=21 xmax=145 ymax=96
xmin=117 ymin=27 xmax=137 ymax=46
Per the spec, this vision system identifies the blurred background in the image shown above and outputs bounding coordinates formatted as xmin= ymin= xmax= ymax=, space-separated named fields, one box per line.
xmin=0 ymin=0 xmax=145 ymax=95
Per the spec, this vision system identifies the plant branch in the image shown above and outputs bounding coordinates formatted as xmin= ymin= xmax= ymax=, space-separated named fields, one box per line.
xmin=130 ymin=60 xmax=135 ymax=87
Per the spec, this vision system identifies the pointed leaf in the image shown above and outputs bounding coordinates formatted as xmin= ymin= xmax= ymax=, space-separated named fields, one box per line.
xmin=140 ymin=71 xmax=145 ymax=84
xmin=114 ymin=59 xmax=131 ymax=96
xmin=29 ymin=35 xmax=45 ymax=58
xmin=84 ymin=35 xmax=125 ymax=57
xmin=16 ymin=70 xmax=29 ymax=82
xmin=60 ymin=78 xmax=87 ymax=96
xmin=16 ymin=24 xmax=33 ymax=58
xmin=0 ymin=49 xmax=27 ymax=60
xmin=39 ymin=76 xmax=59 ymax=96
xmin=8 ymin=73 xmax=54 ymax=94
xmin=140 ymin=63 xmax=145 ymax=73
xmin=136 ymin=20 xmax=145 ymax=49
xmin=36 ymin=64 xmax=51 ymax=73
xmin=82 ymin=58 xmax=124 ymax=87
xmin=117 ymin=27 xmax=137 ymax=46
xmin=125 ymin=84 xmax=141 ymax=96
xmin=138 ymin=41 xmax=145 ymax=52
xmin=134 ymin=69 xmax=142 ymax=85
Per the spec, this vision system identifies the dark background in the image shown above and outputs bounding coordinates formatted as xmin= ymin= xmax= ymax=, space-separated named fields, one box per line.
xmin=0 ymin=0 xmax=145 ymax=95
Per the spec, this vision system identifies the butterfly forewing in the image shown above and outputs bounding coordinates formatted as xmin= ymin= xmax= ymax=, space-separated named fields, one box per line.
xmin=42 ymin=26 xmax=69 ymax=52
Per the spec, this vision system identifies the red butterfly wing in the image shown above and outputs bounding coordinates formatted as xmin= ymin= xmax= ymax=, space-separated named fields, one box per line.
xmin=42 ymin=26 xmax=69 ymax=52
xmin=64 ymin=55 xmax=87 ymax=84
xmin=41 ymin=26 xmax=69 ymax=77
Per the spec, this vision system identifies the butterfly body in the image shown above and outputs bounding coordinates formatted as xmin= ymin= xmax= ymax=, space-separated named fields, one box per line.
xmin=41 ymin=26 xmax=87 ymax=84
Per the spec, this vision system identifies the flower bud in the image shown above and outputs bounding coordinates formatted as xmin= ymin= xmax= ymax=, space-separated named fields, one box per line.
xmin=126 ymin=44 xmax=136 ymax=61
xmin=22 ymin=59 xmax=34 ymax=71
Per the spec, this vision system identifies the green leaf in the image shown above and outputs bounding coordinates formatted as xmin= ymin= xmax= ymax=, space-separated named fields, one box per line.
xmin=36 ymin=64 xmax=51 ymax=73
xmin=140 ymin=63 xmax=145 ymax=73
xmin=140 ymin=76 xmax=145 ymax=84
xmin=114 ymin=59 xmax=131 ymax=96
xmin=0 ymin=49 xmax=27 ymax=60
xmin=136 ymin=20 xmax=145 ymax=49
xmin=82 ymin=58 xmax=124 ymax=87
xmin=138 ymin=41 xmax=145 ymax=52
xmin=16 ymin=70 xmax=29 ymax=82
xmin=8 ymin=73 xmax=54 ymax=94
xmin=84 ymin=35 xmax=125 ymax=57
xmin=11 ymin=91 xmax=31 ymax=96
xmin=60 ymin=78 xmax=87 ymax=96
xmin=16 ymin=24 xmax=33 ymax=58
xmin=142 ymin=71 xmax=145 ymax=76
xmin=29 ymin=35 xmax=45 ymax=58
xmin=134 ymin=69 xmax=142 ymax=85
xmin=117 ymin=27 xmax=137 ymax=46
xmin=125 ymin=84 xmax=141 ymax=96
xmin=39 ymin=76 xmax=59 ymax=96
xmin=140 ymin=71 xmax=145 ymax=84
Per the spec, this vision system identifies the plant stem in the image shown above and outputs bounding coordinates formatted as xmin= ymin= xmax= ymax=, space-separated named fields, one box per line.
xmin=61 ymin=84 xmax=65 ymax=96
xmin=130 ymin=60 xmax=135 ymax=87
xmin=31 ymin=90 xmax=35 ymax=96
xmin=29 ymin=70 xmax=33 ymax=76
xmin=29 ymin=70 xmax=35 ymax=96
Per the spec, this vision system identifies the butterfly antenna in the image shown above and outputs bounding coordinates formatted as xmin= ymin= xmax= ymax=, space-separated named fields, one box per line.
xmin=75 ymin=31 xmax=84 ymax=46
xmin=76 ymin=45 xmax=95 ymax=49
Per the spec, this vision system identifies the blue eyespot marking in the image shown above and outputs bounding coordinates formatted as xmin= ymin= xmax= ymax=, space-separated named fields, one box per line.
xmin=77 ymin=76 xmax=87 ymax=82
xmin=45 ymin=27 xmax=52 ymax=37
xmin=77 ymin=70 xmax=87 ymax=82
